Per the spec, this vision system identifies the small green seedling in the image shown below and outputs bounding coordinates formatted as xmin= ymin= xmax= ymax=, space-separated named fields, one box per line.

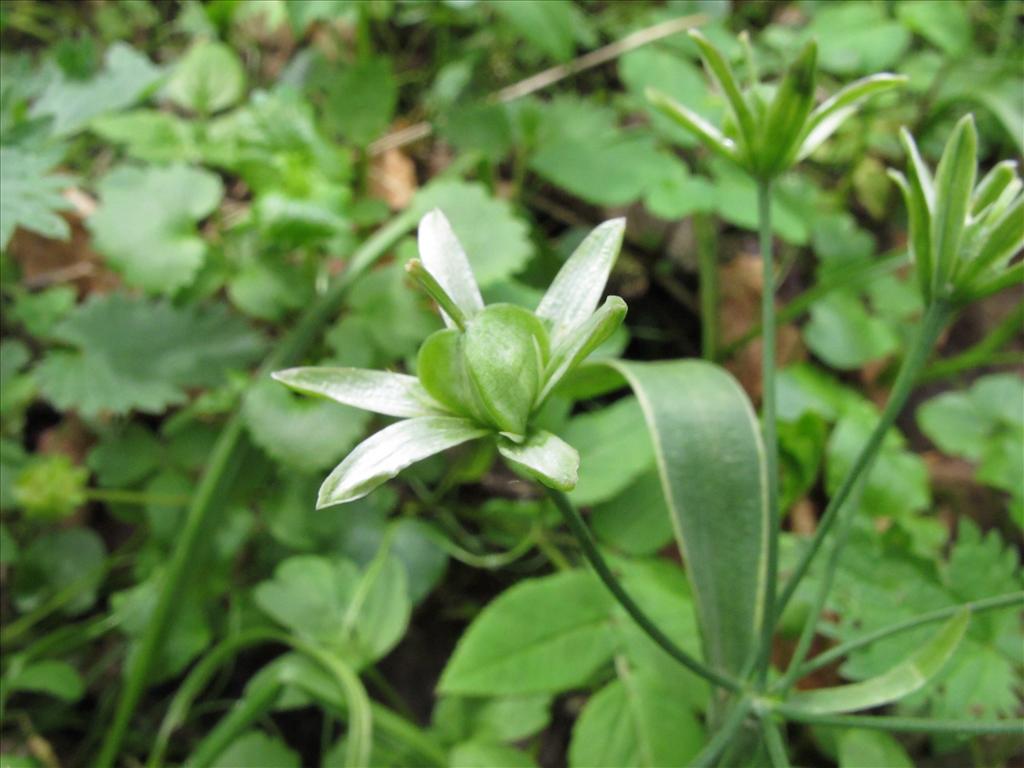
xmin=274 ymin=211 xmax=626 ymax=506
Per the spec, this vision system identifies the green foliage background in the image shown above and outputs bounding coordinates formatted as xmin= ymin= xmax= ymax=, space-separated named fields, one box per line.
xmin=0 ymin=1 xmax=1020 ymax=766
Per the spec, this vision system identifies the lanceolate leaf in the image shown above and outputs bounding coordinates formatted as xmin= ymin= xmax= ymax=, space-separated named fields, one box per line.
xmin=317 ymin=416 xmax=487 ymax=508
xmin=646 ymin=88 xmax=738 ymax=162
xmin=540 ymin=296 xmax=627 ymax=402
xmin=604 ymin=360 xmax=769 ymax=675
xmin=535 ymin=218 xmax=625 ymax=343
xmin=786 ymin=610 xmax=969 ymax=715
xmin=931 ymin=115 xmax=977 ymax=293
xmin=799 ymin=73 xmax=907 ymax=160
xmin=497 ymin=430 xmax=580 ymax=491
xmin=272 ymin=367 xmax=443 ymax=418
xmin=688 ymin=30 xmax=757 ymax=155
xmin=760 ymin=40 xmax=818 ymax=175
xmin=417 ymin=209 xmax=485 ymax=328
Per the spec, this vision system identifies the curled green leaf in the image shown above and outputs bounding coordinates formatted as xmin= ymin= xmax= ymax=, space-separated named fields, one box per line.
xmin=498 ymin=430 xmax=580 ymax=491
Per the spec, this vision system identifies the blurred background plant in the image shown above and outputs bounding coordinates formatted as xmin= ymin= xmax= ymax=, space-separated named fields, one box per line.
xmin=0 ymin=1 xmax=1020 ymax=767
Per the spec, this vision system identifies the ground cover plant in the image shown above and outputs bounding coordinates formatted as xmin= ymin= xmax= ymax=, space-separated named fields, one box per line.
xmin=0 ymin=1 xmax=1022 ymax=766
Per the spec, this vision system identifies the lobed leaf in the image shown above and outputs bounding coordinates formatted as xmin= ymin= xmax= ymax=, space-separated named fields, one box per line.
xmin=604 ymin=359 xmax=769 ymax=676
xmin=535 ymin=219 xmax=626 ymax=343
xmin=317 ymin=416 xmax=487 ymax=508
xmin=786 ymin=610 xmax=969 ymax=714
xmin=272 ymin=367 xmax=443 ymax=418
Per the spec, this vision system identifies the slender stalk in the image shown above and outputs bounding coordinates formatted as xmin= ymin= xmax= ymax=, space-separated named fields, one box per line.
xmin=776 ymin=709 xmax=1024 ymax=736
xmin=187 ymin=678 xmax=283 ymax=768
xmin=760 ymin=718 xmax=791 ymax=768
xmin=719 ymin=251 xmax=908 ymax=360
xmin=96 ymin=211 xmax=419 ymax=768
xmin=756 ymin=179 xmax=780 ymax=686
xmin=794 ymin=591 xmax=1024 ymax=679
xmin=546 ymin=488 xmax=743 ymax=693
xmin=696 ymin=212 xmax=719 ymax=361
xmin=774 ymin=495 xmax=859 ymax=694
xmin=922 ymin=299 xmax=1023 ymax=382
xmin=772 ymin=299 xmax=953 ymax=627
xmin=692 ymin=698 xmax=753 ymax=768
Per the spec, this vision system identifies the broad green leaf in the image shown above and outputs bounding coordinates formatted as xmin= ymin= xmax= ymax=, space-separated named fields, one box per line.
xmin=35 ymin=295 xmax=264 ymax=417
xmin=90 ymin=109 xmax=199 ymax=163
xmin=540 ymin=296 xmax=627 ymax=402
xmin=212 ymin=731 xmax=299 ymax=768
xmin=786 ymin=610 xmax=969 ymax=714
xmin=896 ymin=0 xmax=972 ymax=57
xmin=243 ymin=378 xmax=371 ymax=473
xmin=605 ymin=360 xmax=768 ymax=676
xmin=591 ymin=471 xmax=673 ymax=557
xmin=930 ymin=114 xmax=977 ymax=292
xmin=536 ymin=219 xmax=625 ymax=342
xmin=8 ymin=285 xmax=76 ymax=339
xmin=450 ymin=741 xmax=536 ymax=768
xmin=29 ymin=43 xmax=163 ymax=136
xmin=317 ymin=416 xmax=487 ymax=507
xmin=497 ymin=430 xmax=579 ymax=491
xmin=464 ymin=304 xmax=548 ymax=436
xmin=568 ymin=665 xmax=704 ymax=768
xmin=88 ymin=164 xmax=224 ymax=294
xmin=561 ymin=397 xmax=655 ymax=506
xmin=417 ymin=329 xmax=487 ymax=421
xmin=433 ymin=694 xmax=552 ymax=745
xmin=0 ymin=147 xmax=74 ymax=248
xmin=414 ymin=182 xmax=532 ymax=288
xmin=645 ymin=88 xmax=737 ymax=162
xmin=323 ymin=56 xmax=397 ymax=146
xmin=803 ymin=292 xmax=900 ymax=370
xmin=417 ymin=209 xmax=485 ymax=327
xmin=799 ymin=74 xmax=907 ymax=160
xmin=272 ymin=367 xmax=442 ymax=418
xmin=166 ymin=40 xmax=246 ymax=114
xmin=837 ymin=730 xmax=913 ymax=768
xmin=4 ymin=660 xmax=84 ymax=703
xmin=254 ymin=554 xmax=410 ymax=665
xmin=688 ymin=30 xmax=756 ymax=154
xmin=806 ymin=3 xmax=910 ymax=76
xmin=493 ymin=0 xmax=593 ymax=61
xmin=439 ymin=570 xmax=616 ymax=695
xmin=759 ymin=41 xmax=817 ymax=175
xmin=13 ymin=528 xmax=106 ymax=616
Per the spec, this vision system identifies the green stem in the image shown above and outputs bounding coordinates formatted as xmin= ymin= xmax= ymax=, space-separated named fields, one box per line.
xmin=921 ymin=299 xmax=1023 ymax=382
xmin=96 ymin=210 xmax=419 ymax=768
xmin=794 ymin=591 xmax=1024 ymax=679
xmin=692 ymin=698 xmax=753 ymax=768
xmin=772 ymin=299 xmax=952 ymax=630
xmin=776 ymin=709 xmax=1023 ymax=736
xmin=756 ymin=179 xmax=780 ymax=687
xmin=696 ymin=212 xmax=719 ymax=361
xmin=719 ymin=251 xmax=908 ymax=360
xmin=187 ymin=678 xmax=284 ymax=768
xmin=546 ymin=489 xmax=742 ymax=693
xmin=760 ymin=717 xmax=791 ymax=768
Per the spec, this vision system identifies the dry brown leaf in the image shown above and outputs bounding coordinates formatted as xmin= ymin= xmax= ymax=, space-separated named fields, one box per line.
xmin=369 ymin=147 xmax=418 ymax=210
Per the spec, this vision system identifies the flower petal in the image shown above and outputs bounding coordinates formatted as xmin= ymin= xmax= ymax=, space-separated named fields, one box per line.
xmin=417 ymin=209 xmax=484 ymax=328
xmin=536 ymin=218 xmax=625 ymax=343
xmin=272 ymin=367 xmax=444 ymax=418
xmin=497 ymin=430 xmax=579 ymax=491
xmin=318 ymin=416 xmax=488 ymax=507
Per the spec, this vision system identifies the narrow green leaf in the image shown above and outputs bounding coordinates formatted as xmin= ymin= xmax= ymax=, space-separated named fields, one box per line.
xmin=540 ymin=296 xmax=627 ymax=402
xmin=417 ymin=209 xmax=485 ymax=328
xmin=960 ymin=196 xmax=1024 ymax=286
xmin=786 ymin=610 xmax=969 ymax=714
xmin=317 ymin=416 xmax=487 ymax=508
xmin=464 ymin=305 xmax=549 ymax=437
xmin=960 ymin=261 xmax=1024 ymax=302
xmin=971 ymin=160 xmax=1018 ymax=215
xmin=497 ymin=430 xmax=579 ymax=491
xmin=535 ymin=219 xmax=625 ymax=343
xmin=688 ymin=30 xmax=758 ymax=155
xmin=931 ymin=114 xmax=978 ymax=293
xmin=271 ymin=367 xmax=444 ymax=418
xmin=645 ymin=88 xmax=738 ymax=163
xmin=604 ymin=360 xmax=769 ymax=675
xmin=760 ymin=41 xmax=818 ymax=175
xmin=900 ymin=127 xmax=935 ymax=207
xmin=799 ymin=74 xmax=907 ymax=160
xmin=888 ymin=170 xmax=933 ymax=304
xmin=439 ymin=570 xmax=616 ymax=695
